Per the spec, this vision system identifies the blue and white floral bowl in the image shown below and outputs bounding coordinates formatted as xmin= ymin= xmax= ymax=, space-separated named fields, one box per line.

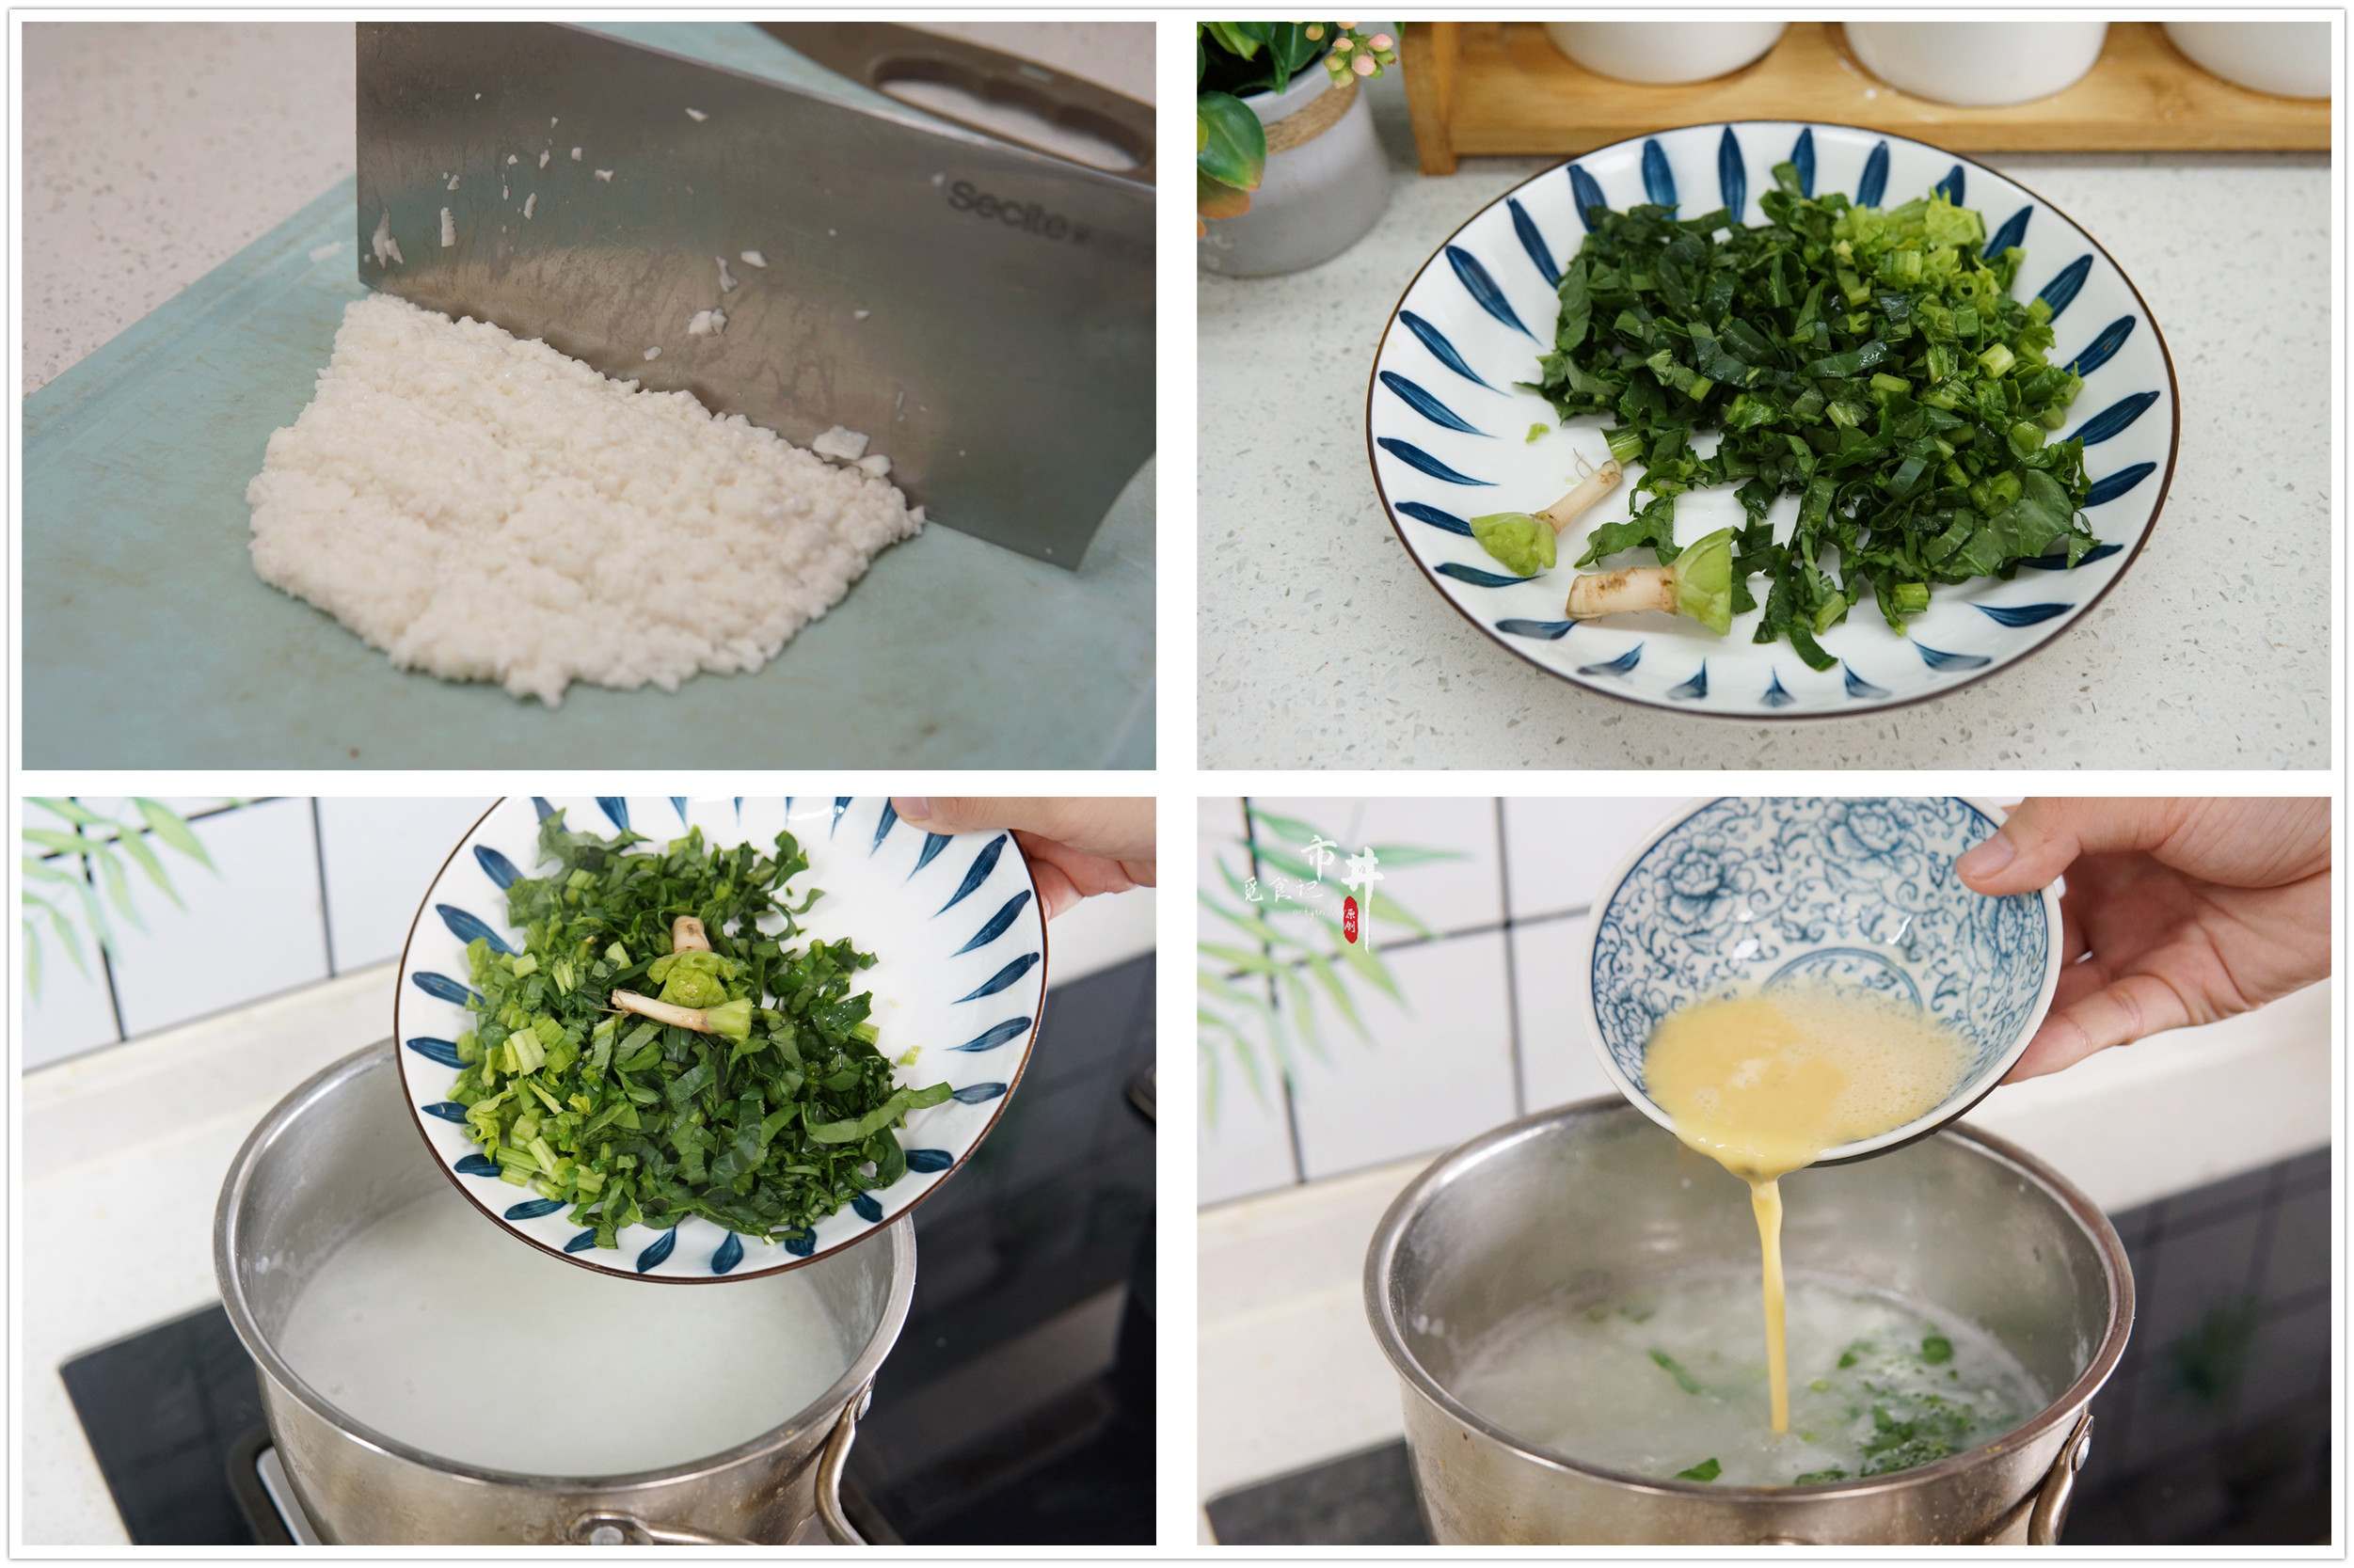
xmin=1368 ymin=122 xmax=2179 ymax=718
xmin=392 ymin=796 xmax=1045 ymax=1282
xmin=1576 ymin=798 xmax=2062 ymax=1163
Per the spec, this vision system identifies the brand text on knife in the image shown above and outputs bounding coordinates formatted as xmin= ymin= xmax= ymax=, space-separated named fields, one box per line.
xmin=946 ymin=180 xmax=1090 ymax=243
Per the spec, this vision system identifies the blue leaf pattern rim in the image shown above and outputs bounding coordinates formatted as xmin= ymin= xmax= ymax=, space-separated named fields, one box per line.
xmin=391 ymin=797 xmax=1048 ymax=1283
xmin=1366 ymin=120 xmax=2179 ymax=720
xmin=1577 ymin=797 xmax=2063 ymax=1164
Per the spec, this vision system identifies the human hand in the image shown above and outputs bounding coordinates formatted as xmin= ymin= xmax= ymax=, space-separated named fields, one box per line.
xmin=889 ymin=798 xmax=1154 ymax=920
xmin=1954 ymin=798 xmax=2330 ymax=1083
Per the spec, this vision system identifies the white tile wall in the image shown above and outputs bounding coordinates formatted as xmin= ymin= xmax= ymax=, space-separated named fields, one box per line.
xmin=1199 ymin=796 xmax=1248 ymax=903
xmin=1197 ymin=796 xmax=1682 ymax=1206
xmin=1510 ymin=917 xmax=1622 ymax=1113
xmin=1286 ymin=927 xmax=1519 ymax=1182
xmin=19 ymin=798 xmax=241 ymax=1070
xmin=1199 ymin=796 xmax=1301 ymax=1206
xmin=20 ymin=928 xmax=120 ymax=1067
xmin=1502 ymin=797 xmax=1682 ymax=920
xmin=23 ymin=796 xmax=493 ymax=1069
xmin=317 ymin=797 xmax=500 ymax=972
xmin=107 ymin=798 xmax=329 ymax=1039
xmin=1199 ymin=1056 xmax=1300 ymax=1208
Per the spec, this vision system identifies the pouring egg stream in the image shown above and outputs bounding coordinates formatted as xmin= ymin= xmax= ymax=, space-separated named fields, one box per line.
xmin=1642 ymin=983 xmax=1976 ymax=1437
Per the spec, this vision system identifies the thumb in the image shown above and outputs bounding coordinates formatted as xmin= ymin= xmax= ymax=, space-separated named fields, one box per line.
xmin=1954 ymin=797 xmax=2187 ymax=895
xmin=889 ymin=797 xmax=1155 ymax=864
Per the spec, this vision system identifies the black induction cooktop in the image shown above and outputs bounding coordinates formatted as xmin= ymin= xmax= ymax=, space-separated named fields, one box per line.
xmin=58 ymin=954 xmax=1156 ymax=1547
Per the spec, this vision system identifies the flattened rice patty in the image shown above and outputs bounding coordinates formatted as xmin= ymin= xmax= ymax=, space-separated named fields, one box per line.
xmin=246 ymin=293 xmax=920 ymax=706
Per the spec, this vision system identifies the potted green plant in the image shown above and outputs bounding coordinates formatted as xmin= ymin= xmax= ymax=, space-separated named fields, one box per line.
xmin=1198 ymin=22 xmax=1397 ymax=277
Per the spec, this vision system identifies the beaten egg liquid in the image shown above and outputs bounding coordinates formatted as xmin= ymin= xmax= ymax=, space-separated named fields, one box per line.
xmin=1643 ymin=985 xmax=1973 ymax=1433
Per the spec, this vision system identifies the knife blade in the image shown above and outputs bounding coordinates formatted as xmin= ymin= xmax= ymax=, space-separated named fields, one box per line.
xmin=356 ymin=21 xmax=1153 ymax=566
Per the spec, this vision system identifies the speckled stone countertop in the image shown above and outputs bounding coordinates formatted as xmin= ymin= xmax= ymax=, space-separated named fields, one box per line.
xmin=1200 ymin=77 xmax=2330 ymax=769
xmin=22 ymin=24 xmax=357 ymax=397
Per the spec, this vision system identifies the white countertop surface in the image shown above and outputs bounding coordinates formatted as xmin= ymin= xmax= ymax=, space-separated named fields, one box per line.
xmin=19 ymin=885 xmax=1152 ymax=1545
xmin=1200 ymin=77 xmax=2331 ymax=768
xmin=1197 ymin=980 xmax=2333 ymax=1531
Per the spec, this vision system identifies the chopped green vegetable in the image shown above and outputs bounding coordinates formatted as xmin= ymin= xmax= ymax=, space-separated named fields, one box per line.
xmin=445 ymin=810 xmax=950 ymax=1249
xmin=1920 ymin=1334 xmax=1954 ymax=1365
xmin=805 ymin=1083 xmax=956 ymax=1144
xmin=1469 ymin=511 xmax=1559 ymax=577
xmin=1526 ymin=421 xmax=1550 ymax=443
xmin=1793 ymin=1468 xmax=1849 ymax=1485
xmin=1675 ymin=1458 xmax=1723 ymax=1482
xmin=1648 ymin=1348 xmax=1705 ymax=1396
xmin=1857 ymin=1400 xmax=1971 ymax=1475
xmin=1529 ymin=166 xmax=2096 ymax=661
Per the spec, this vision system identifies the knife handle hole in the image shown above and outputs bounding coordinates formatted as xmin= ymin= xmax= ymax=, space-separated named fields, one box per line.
xmin=879 ymin=74 xmax=1142 ymax=172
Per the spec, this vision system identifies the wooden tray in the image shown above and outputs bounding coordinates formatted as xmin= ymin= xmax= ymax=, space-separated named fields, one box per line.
xmin=1402 ymin=21 xmax=2330 ymax=174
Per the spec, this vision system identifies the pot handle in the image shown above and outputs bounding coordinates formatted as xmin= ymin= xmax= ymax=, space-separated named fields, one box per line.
xmin=565 ymin=1388 xmax=873 ymax=1547
xmin=815 ymin=1382 xmax=874 ymax=1546
xmin=2028 ymin=1409 xmax=2095 ymax=1546
xmin=567 ymin=1513 xmax=756 ymax=1546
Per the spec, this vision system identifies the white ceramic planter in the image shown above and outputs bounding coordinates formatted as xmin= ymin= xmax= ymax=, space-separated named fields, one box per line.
xmin=1543 ymin=21 xmax=1787 ymax=85
xmin=1199 ymin=60 xmax=1391 ymax=278
xmin=2164 ymin=22 xmax=2331 ymax=100
xmin=1845 ymin=21 xmax=2108 ymax=107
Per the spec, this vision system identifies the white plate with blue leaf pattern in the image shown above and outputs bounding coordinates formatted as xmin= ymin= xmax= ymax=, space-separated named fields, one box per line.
xmin=1578 ymin=797 xmax=2061 ymax=1163
xmin=392 ymin=796 xmax=1045 ymax=1282
xmin=1368 ymin=122 xmax=2179 ymax=718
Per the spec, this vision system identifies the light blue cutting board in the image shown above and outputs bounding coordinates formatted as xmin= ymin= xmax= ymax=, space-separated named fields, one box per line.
xmin=24 ymin=24 xmax=1153 ymax=769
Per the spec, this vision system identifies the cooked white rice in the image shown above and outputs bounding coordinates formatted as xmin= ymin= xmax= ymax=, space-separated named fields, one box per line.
xmin=246 ymin=293 xmax=920 ymax=707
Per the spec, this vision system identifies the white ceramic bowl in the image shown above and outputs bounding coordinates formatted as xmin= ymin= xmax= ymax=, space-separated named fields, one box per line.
xmin=393 ymin=795 xmax=1046 ymax=1281
xmin=2164 ymin=22 xmax=2332 ymax=101
xmin=1545 ymin=21 xmax=1787 ymax=86
xmin=1578 ymin=797 xmax=2063 ymax=1165
xmin=1845 ymin=22 xmax=2108 ymax=107
xmin=1365 ymin=121 xmax=2180 ymax=719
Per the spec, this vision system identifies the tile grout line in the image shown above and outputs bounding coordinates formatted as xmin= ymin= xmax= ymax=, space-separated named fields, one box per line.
xmin=26 ymin=796 xmax=257 ymax=863
xmin=1494 ymin=800 xmax=1527 ymax=1120
xmin=73 ymin=800 xmax=133 ymax=1048
xmin=310 ymin=798 xmax=339 ymax=979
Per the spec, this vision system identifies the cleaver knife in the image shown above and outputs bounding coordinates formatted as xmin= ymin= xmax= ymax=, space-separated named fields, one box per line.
xmin=356 ymin=22 xmax=1154 ymax=567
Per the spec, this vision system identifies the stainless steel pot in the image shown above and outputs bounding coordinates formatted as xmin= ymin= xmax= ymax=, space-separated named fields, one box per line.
xmin=1364 ymin=1098 xmax=2132 ymax=1544
xmin=215 ymin=1041 xmax=914 ymax=1544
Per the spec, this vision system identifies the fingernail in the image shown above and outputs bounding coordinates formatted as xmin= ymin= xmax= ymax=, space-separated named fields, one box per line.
xmin=1957 ymin=832 xmax=2015 ymax=879
xmin=893 ymin=797 xmax=930 ymax=821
